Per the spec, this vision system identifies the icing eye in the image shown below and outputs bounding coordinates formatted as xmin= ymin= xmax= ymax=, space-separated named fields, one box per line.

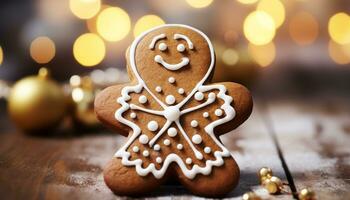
xmin=158 ymin=43 xmax=167 ymax=51
xmin=177 ymin=44 xmax=185 ymax=52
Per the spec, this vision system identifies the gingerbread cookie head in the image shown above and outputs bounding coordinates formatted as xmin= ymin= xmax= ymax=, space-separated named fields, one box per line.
xmin=95 ymin=24 xmax=253 ymax=197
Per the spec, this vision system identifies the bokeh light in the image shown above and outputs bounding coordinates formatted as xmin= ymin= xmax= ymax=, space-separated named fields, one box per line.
xmin=72 ymin=88 xmax=84 ymax=102
xmin=134 ymin=15 xmax=165 ymax=37
xmin=30 ymin=36 xmax=56 ymax=64
xmin=222 ymin=48 xmax=239 ymax=66
xmin=248 ymin=42 xmax=276 ymax=67
xmin=257 ymin=0 xmax=285 ymax=28
xmin=289 ymin=12 xmax=319 ymax=46
xmin=328 ymin=12 xmax=350 ymax=45
xmin=237 ymin=0 xmax=258 ymax=5
xmin=0 ymin=46 xmax=3 ymax=66
xmin=96 ymin=7 xmax=131 ymax=42
xmin=244 ymin=11 xmax=276 ymax=45
xmin=73 ymin=33 xmax=105 ymax=67
xmin=186 ymin=0 xmax=213 ymax=8
xmin=69 ymin=0 xmax=101 ymax=19
xmin=328 ymin=40 xmax=350 ymax=65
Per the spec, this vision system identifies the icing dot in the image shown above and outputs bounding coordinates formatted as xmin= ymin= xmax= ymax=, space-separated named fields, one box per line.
xmin=204 ymin=147 xmax=211 ymax=154
xmin=138 ymin=95 xmax=147 ymax=104
xmin=139 ymin=134 xmax=149 ymax=144
xmin=191 ymin=120 xmax=198 ymax=127
xmin=167 ymin=127 xmax=177 ymax=137
xmin=163 ymin=139 xmax=171 ymax=146
xmin=156 ymin=157 xmax=162 ymax=163
xmin=192 ymin=134 xmax=202 ymax=144
xmin=158 ymin=43 xmax=167 ymax=51
xmin=155 ymin=86 xmax=162 ymax=93
xmin=177 ymin=144 xmax=183 ymax=150
xmin=143 ymin=150 xmax=149 ymax=157
xmin=168 ymin=77 xmax=175 ymax=84
xmin=177 ymin=44 xmax=185 ymax=52
xmin=147 ymin=121 xmax=158 ymax=131
xmin=130 ymin=112 xmax=137 ymax=119
xmin=132 ymin=146 xmax=139 ymax=153
xmin=165 ymin=95 xmax=176 ymax=105
xmin=194 ymin=92 xmax=204 ymax=101
xmin=178 ymin=88 xmax=185 ymax=95
xmin=186 ymin=158 xmax=192 ymax=165
xmin=203 ymin=112 xmax=209 ymax=118
xmin=208 ymin=92 xmax=216 ymax=99
xmin=153 ymin=144 xmax=160 ymax=151
xmin=215 ymin=109 xmax=223 ymax=117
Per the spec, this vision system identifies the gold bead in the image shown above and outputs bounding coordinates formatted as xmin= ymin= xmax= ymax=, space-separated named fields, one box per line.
xmin=38 ymin=67 xmax=50 ymax=79
xmin=258 ymin=167 xmax=273 ymax=182
xmin=262 ymin=176 xmax=283 ymax=194
xmin=242 ymin=192 xmax=262 ymax=200
xmin=299 ymin=188 xmax=316 ymax=200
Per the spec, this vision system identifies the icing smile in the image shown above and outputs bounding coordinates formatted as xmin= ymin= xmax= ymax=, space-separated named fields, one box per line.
xmin=154 ymin=55 xmax=189 ymax=71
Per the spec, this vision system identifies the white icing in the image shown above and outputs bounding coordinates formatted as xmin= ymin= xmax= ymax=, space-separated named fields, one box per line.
xmin=114 ymin=24 xmax=236 ymax=180
xmin=143 ymin=150 xmax=149 ymax=157
xmin=174 ymin=34 xmax=194 ymax=49
xmin=168 ymin=77 xmax=175 ymax=84
xmin=138 ymin=95 xmax=147 ymax=104
xmin=194 ymin=92 xmax=204 ymax=101
xmin=149 ymin=33 xmax=166 ymax=49
xmin=132 ymin=146 xmax=139 ymax=153
xmin=156 ymin=157 xmax=162 ymax=163
xmin=192 ymin=134 xmax=202 ymax=144
xmin=203 ymin=112 xmax=209 ymax=118
xmin=158 ymin=43 xmax=167 ymax=51
xmin=177 ymin=144 xmax=183 ymax=150
xmin=178 ymin=88 xmax=185 ymax=94
xmin=167 ymin=127 xmax=177 ymax=137
xmin=190 ymin=120 xmax=198 ymax=127
xmin=165 ymin=95 xmax=176 ymax=105
xmin=153 ymin=144 xmax=160 ymax=151
xmin=139 ymin=134 xmax=149 ymax=144
xmin=215 ymin=109 xmax=223 ymax=117
xmin=204 ymin=147 xmax=211 ymax=154
xmin=163 ymin=139 xmax=170 ymax=146
xmin=147 ymin=120 xmax=158 ymax=132
xmin=177 ymin=44 xmax=185 ymax=52
xmin=155 ymin=55 xmax=189 ymax=71
xmin=186 ymin=158 xmax=192 ymax=165
xmin=155 ymin=86 xmax=162 ymax=93
xmin=130 ymin=112 xmax=137 ymax=119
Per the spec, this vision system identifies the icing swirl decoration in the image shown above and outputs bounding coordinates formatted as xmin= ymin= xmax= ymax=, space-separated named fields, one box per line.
xmin=114 ymin=24 xmax=236 ymax=179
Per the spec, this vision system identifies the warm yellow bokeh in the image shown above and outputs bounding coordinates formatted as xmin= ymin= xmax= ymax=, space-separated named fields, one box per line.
xmin=237 ymin=0 xmax=258 ymax=5
xmin=328 ymin=40 xmax=350 ymax=65
xmin=289 ymin=12 xmax=319 ymax=46
xmin=186 ymin=0 xmax=213 ymax=8
xmin=222 ymin=48 xmax=239 ymax=66
xmin=134 ymin=15 xmax=165 ymax=37
xmin=0 ymin=46 xmax=3 ymax=65
xmin=328 ymin=12 xmax=350 ymax=45
xmin=30 ymin=36 xmax=56 ymax=64
xmin=97 ymin=7 xmax=131 ymax=42
xmin=248 ymin=42 xmax=276 ymax=67
xmin=244 ymin=11 xmax=276 ymax=46
xmin=69 ymin=0 xmax=101 ymax=19
xmin=257 ymin=0 xmax=285 ymax=28
xmin=73 ymin=33 xmax=105 ymax=67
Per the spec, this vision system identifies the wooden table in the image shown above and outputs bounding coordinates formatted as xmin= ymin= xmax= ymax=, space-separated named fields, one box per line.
xmin=0 ymin=99 xmax=349 ymax=200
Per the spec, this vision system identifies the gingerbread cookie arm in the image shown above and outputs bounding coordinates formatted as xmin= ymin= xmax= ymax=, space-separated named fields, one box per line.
xmin=95 ymin=83 xmax=132 ymax=136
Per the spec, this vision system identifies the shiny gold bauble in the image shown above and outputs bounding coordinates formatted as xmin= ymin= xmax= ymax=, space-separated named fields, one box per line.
xmin=258 ymin=167 xmax=273 ymax=182
xmin=299 ymin=188 xmax=316 ymax=200
xmin=242 ymin=192 xmax=262 ymax=200
xmin=8 ymin=68 xmax=66 ymax=132
xmin=262 ymin=176 xmax=283 ymax=194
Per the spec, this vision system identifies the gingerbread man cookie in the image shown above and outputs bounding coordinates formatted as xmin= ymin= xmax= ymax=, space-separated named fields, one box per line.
xmin=95 ymin=24 xmax=253 ymax=197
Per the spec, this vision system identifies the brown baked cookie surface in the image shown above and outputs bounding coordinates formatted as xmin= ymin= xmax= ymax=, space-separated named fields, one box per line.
xmin=95 ymin=24 xmax=253 ymax=197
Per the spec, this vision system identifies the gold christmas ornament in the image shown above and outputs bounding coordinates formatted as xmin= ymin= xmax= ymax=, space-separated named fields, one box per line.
xmin=299 ymin=188 xmax=316 ymax=200
xmin=262 ymin=176 xmax=283 ymax=194
xmin=8 ymin=68 xmax=66 ymax=133
xmin=242 ymin=192 xmax=262 ymax=200
xmin=258 ymin=167 xmax=273 ymax=182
